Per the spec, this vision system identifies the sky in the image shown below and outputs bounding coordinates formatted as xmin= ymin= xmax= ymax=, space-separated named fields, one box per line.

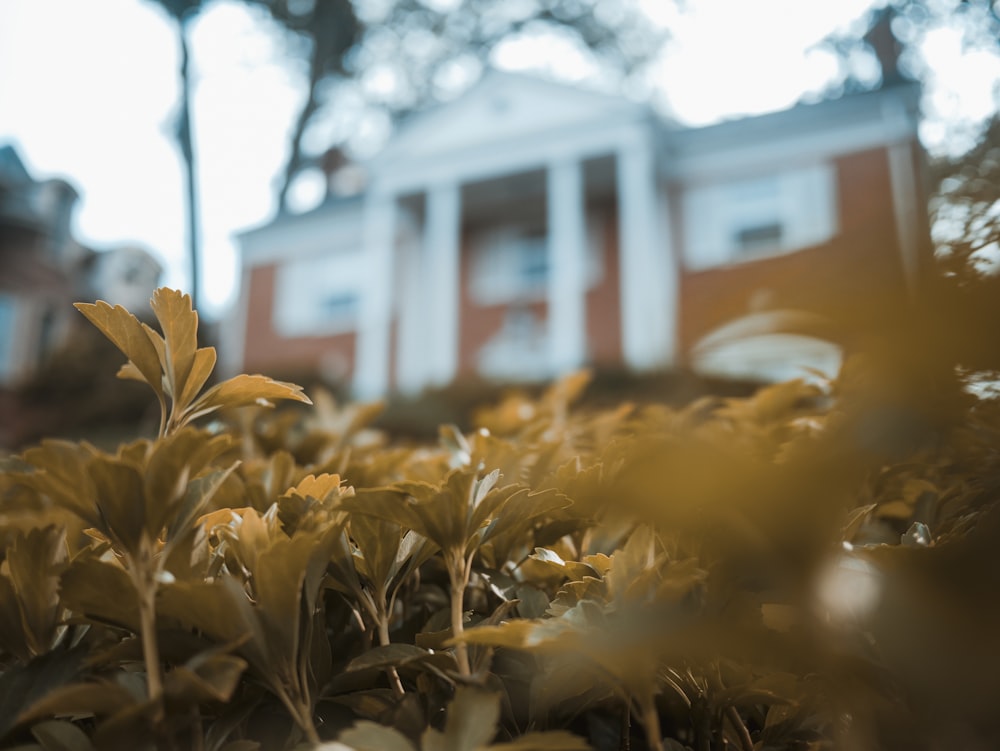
xmin=1 ymin=0 xmax=999 ymax=320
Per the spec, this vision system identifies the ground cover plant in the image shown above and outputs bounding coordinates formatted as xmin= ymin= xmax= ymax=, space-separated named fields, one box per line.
xmin=1 ymin=287 xmax=999 ymax=750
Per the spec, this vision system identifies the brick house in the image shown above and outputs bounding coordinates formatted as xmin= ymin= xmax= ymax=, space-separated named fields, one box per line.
xmin=226 ymin=68 xmax=929 ymax=398
xmin=0 ymin=145 xmax=163 ymax=387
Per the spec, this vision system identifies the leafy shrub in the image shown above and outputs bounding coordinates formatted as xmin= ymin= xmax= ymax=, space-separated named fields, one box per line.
xmin=0 ymin=288 xmax=999 ymax=750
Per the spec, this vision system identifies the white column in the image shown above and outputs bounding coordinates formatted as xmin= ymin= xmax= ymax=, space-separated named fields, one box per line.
xmin=394 ymin=216 xmax=426 ymax=395
xmin=617 ymin=140 xmax=676 ymax=370
xmin=354 ymin=192 xmax=396 ymax=398
xmin=219 ymin=265 xmax=252 ymax=378
xmin=547 ymin=158 xmax=588 ymax=374
xmin=882 ymin=97 xmax=922 ymax=296
xmin=424 ymin=181 xmax=462 ymax=386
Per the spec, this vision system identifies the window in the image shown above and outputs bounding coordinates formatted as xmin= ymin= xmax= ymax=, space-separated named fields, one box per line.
xmin=476 ymin=305 xmax=552 ymax=381
xmin=735 ymin=222 xmax=784 ymax=253
xmin=319 ymin=291 xmax=359 ymax=324
xmin=469 ymin=224 xmax=602 ymax=306
xmin=517 ymin=234 xmax=549 ymax=290
xmin=0 ymin=295 xmax=17 ymax=383
xmin=273 ymin=252 xmax=364 ymax=337
xmin=682 ymin=164 xmax=837 ymax=270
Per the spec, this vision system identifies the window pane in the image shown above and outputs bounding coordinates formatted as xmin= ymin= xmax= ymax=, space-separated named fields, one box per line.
xmin=0 ymin=296 xmax=16 ymax=381
xmin=735 ymin=222 xmax=784 ymax=253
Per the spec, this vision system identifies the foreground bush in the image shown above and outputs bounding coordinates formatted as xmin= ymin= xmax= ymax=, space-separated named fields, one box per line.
xmin=0 ymin=288 xmax=998 ymax=750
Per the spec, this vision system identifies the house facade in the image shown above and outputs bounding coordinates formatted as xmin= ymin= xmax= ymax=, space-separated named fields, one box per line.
xmin=0 ymin=145 xmax=163 ymax=387
xmin=227 ymin=69 xmax=930 ymax=398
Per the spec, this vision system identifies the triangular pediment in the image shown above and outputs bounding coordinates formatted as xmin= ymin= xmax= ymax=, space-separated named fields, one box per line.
xmin=370 ymin=70 xmax=647 ymax=167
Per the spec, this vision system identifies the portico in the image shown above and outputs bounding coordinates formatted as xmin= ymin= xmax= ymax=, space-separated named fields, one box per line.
xmin=352 ymin=70 xmax=678 ymax=398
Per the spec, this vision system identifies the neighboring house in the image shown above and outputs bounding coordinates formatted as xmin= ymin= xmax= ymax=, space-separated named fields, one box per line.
xmin=227 ymin=65 xmax=930 ymax=398
xmin=0 ymin=145 xmax=163 ymax=387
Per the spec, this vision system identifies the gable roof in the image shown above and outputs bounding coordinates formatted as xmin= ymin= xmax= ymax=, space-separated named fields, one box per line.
xmin=0 ymin=145 xmax=31 ymax=187
xmin=369 ymin=69 xmax=650 ymax=168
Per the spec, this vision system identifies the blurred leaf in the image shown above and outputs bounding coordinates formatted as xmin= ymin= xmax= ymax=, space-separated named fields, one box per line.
xmin=16 ymin=680 xmax=140 ymax=725
xmin=0 ymin=649 xmax=84 ymax=738
xmin=488 ymin=731 xmax=591 ymax=750
xmin=338 ymin=720 xmax=415 ymax=751
xmin=421 ymin=686 xmax=499 ymax=751
xmin=29 ymin=720 xmax=95 ymax=751
xmin=345 ymin=644 xmax=432 ymax=673
xmin=164 ymin=653 xmax=247 ymax=704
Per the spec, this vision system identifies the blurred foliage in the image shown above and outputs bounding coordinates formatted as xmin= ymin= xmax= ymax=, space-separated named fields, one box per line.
xmin=228 ymin=0 xmax=666 ymax=210
xmin=144 ymin=0 xmax=208 ymax=308
xmin=0 ymin=282 xmax=999 ymax=750
xmin=930 ymin=113 xmax=1000 ymax=279
xmin=819 ymin=1 xmax=1000 ymax=94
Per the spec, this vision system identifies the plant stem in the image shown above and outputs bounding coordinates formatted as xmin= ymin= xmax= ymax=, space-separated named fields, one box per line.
xmin=724 ymin=705 xmax=754 ymax=751
xmin=377 ymin=614 xmax=405 ymax=698
xmin=638 ymin=691 xmax=664 ymax=751
xmin=620 ymin=702 xmax=631 ymax=751
xmin=276 ymin=688 xmax=321 ymax=746
xmin=448 ymin=552 xmax=472 ymax=677
xmin=133 ymin=565 xmax=163 ymax=717
xmin=299 ymin=703 xmax=321 ymax=745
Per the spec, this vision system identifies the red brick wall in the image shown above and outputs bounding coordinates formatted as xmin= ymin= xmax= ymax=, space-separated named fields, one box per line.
xmin=243 ymin=264 xmax=356 ymax=382
xmin=241 ymin=144 xmax=921 ymax=384
xmin=455 ymin=201 xmax=622 ymax=377
xmin=677 ymin=146 xmax=909 ymax=355
xmin=586 ymin=205 xmax=622 ymax=365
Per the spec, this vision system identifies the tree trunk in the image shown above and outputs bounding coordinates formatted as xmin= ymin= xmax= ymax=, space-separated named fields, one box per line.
xmin=277 ymin=61 xmax=322 ymax=213
xmin=176 ymin=20 xmax=201 ymax=311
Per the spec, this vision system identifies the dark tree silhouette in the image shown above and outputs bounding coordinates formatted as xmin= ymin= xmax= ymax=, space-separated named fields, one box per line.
xmin=248 ymin=0 xmax=361 ymax=212
xmin=145 ymin=0 xmax=207 ymax=310
xmin=258 ymin=0 xmax=668 ymax=212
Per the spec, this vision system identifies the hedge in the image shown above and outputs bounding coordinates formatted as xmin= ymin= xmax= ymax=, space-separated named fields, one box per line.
xmin=0 ymin=287 xmax=998 ymax=751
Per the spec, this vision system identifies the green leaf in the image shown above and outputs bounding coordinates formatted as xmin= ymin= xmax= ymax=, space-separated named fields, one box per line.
xmin=165 ymin=462 xmax=241 ymax=546
xmin=164 ymin=653 xmax=247 ymax=704
xmin=219 ymin=742 xmax=261 ymax=751
xmin=176 ymin=346 xmax=218 ymax=413
xmin=157 ymin=578 xmax=269 ymax=676
xmin=343 ymin=489 xmax=422 ymax=536
xmin=144 ymin=429 xmax=233 ymax=537
xmin=345 ymin=644 xmax=433 ymax=673
xmin=183 ymin=374 xmax=312 ymax=422
xmin=349 ymin=513 xmax=404 ymax=592
xmin=528 ymin=548 xmax=603 ymax=583
xmin=0 ymin=649 xmax=84 ymax=738
xmin=452 ymin=619 xmax=572 ymax=652
xmin=18 ymin=442 xmax=101 ymax=528
xmin=479 ymin=489 xmax=571 ymax=547
xmin=59 ymin=557 xmax=139 ymax=632
xmin=16 ymin=681 xmax=139 ymax=725
xmin=88 ymin=456 xmax=146 ymax=555
xmin=73 ymin=300 xmax=163 ymax=399
xmin=7 ymin=526 xmax=66 ymax=657
xmin=488 ymin=731 xmax=592 ymax=750
xmin=422 ymin=687 xmax=500 ymax=751
xmin=150 ymin=287 xmax=200 ymax=404
xmin=252 ymin=525 xmax=341 ymax=680
xmin=0 ymin=575 xmax=30 ymax=661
